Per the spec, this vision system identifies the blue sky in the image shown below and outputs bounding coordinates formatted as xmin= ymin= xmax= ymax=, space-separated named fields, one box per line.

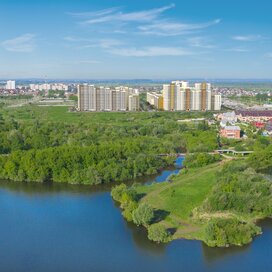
xmin=0 ymin=0 xmax=272 ymax=79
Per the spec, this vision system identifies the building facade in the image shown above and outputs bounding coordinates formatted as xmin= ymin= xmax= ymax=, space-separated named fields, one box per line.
xmin=148 ymin=81 xmax=221 ymax=111
xmin=220 ymin=126 xmax=241 ymax=139
xmin=77 ymin=84 xmax=140 ymax=112
xmin=147 ymin=92 xmax=164 ymax=110
xmin=236 ymin=110 xmax=272 ymax=122
xmin=128 ymin=94 xmax=140 ymax=111
xmin=6 ymin=80 xmax=16 ymax=90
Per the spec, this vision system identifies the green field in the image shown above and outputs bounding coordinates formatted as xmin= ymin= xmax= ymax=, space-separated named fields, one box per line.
xmin=134 ymin=162 xmax=222 ymax=240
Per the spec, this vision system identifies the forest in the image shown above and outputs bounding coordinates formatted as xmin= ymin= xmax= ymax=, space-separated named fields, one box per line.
xmin=0 ymin=105 xmax=217 ymax=184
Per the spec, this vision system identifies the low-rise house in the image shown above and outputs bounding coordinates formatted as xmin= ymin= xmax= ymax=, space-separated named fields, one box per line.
xmin=218 ymin=111 xmax=237 ymax=123
xmin=220 ymin=126 xmax=241 ymax=139
xmin=252 ymin=122 xmax=266 ymax=129
xmin=236 ymin=110 xmax=272 ymax=122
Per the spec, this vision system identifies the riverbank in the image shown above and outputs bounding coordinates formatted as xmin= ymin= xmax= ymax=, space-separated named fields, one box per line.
xmin=112 ymin=151 xmax=272 ymax=247
xmin=1 ymin=179 xmax=272 ymax=272
xmin=135 ymin=162 xmax=222 ymax=241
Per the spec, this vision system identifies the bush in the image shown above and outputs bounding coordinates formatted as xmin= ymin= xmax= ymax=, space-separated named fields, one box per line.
xmin=148 ymin=224 xmax=171 ymax=243
xmin=132 ymin=203 xmax=154 ymax=226
xmin=183 ymin=153 xmax=220 ymax=168
xmin=111 ymin=184 xmax=127 ymax=202
xmin=202 ymin=163 xmax=272 ymax=216
xmin=204 ymin=218 xmax=261 ymax=247
xmin=122 ymin=201 xmax=138 ymax=222
xmin=111 ymin=184 xmax=140 ymax=222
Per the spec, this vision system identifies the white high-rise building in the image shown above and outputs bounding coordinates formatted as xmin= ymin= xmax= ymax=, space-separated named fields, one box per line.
xmin=77 ymin=84 xmax=138 ymax=112
xmin=104 ymin=88 xmax=113 ymax=111
xmin=206 ymin=90 xmax=212 ymax=110
xmin=99 ymin=87 xmax=105 ymax=111
xmin=213 ymin=94 xmax=222 ymax=111
xmin=119 ymin=90 xmax=128 ymax=111
xmin=129 ymin=94 xmax=140 ymax=111
xmin=178 ymin=89 xmax=186 ymax=111
xmin=162 ymin=84 xmax=170 ymax=111
xmin=191 ymin=90 xmax=201 ymax=111
xmin=78 ymin=84 xmax=97 ymax=111
xmin=158 ymin=81 xmax=221 ymax=111
xmin=6 ymin=80 xmax=16 ymax=90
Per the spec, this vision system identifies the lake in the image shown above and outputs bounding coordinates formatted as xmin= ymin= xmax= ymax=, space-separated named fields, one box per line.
xmin=0 ymin=157 xmax=271 ymax=272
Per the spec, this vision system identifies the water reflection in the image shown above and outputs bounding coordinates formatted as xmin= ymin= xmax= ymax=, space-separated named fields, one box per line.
xmin=201 ymin=218 xmax=272 ymax=266
xmin=0 ymin=156 xmax=185 ymax=196
xmin=125 ymin=220 xmax=167 ymax=256
xmin=202 ymin=242 xmax=251 ymax=265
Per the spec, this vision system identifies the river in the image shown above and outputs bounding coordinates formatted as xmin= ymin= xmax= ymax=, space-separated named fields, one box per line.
xmin=0 ymin=157 xmax=271 ymax=272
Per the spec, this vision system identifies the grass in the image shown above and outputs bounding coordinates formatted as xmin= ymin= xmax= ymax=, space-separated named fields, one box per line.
xmin=134 ymin=162 xmax=222 ymax=240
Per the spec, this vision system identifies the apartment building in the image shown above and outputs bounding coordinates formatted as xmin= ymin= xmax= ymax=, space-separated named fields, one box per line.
xmin=147 ymin=81 xmax=221 ymax=111
xmin=77 ymin=84 xmax=140 ymax=112
xmin=128 ymin=94 xmax=140 ymax=111
xmin=147 ymin=92 xmax=164 ymax=110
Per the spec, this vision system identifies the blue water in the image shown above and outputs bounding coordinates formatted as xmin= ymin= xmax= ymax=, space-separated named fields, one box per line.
xmin=0 ymin=157 xmax=271 ymax=272
xmin=146 ymin=156 xmax=184 ymax=184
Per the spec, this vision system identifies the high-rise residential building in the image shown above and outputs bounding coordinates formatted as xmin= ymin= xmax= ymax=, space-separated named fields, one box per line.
xmin=78 ymin=84 xmax=97 ymax=111
xmin=162 ymin=84 xmax=171 ymax=111
xmin=6 ymin=80 xmax=16 ymax=90
xmin=119 ymin=90 xmax=128 ymax=111
xmin=147 ymin=81 xmax=221 ymax=111
xmin=212 ymin=94 xmax=222 ymax=111
xmin=146 ymin=92 xmax=164 ymax=110
xmin=77 ymin=84 xmax=139 ymax=112
xmin=128 ymin=94 xmax=140 ymax=111
xmin=162 ymin=83 xmax=177 ymax=111
xmin=104 ymin=88 xmax=113 ymax=111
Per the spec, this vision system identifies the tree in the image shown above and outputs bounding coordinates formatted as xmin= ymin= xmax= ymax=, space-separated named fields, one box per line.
xmin=122 ymin=201 xmax=138 ymax=222
xmin=111 ymin=184 xmax=128 ymax=202
xmin=132 ymin=203 xmax=154 ymax=226
xmin=147 ymin=224 xmax=170 ymax=243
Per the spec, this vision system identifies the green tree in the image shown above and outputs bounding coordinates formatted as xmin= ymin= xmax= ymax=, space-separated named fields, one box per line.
xmin=132 ymin=203 xmax=154 ymax=226
xmin=147 ymin=224 xmax=171 ymax=243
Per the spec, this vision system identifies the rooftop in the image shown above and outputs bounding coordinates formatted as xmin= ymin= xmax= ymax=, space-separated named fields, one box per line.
xmin=236 ymin=110 xmax=272 ymax=117
xmin=223 ymin=126 xmax=241 ymax=131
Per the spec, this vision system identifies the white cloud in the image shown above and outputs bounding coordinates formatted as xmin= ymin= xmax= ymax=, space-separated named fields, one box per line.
xmin=68 ymin=7 xmax=121 ymax=18
xmin=232 ymin=35 xmax=262 ymax=41
xmin=77 ymin=60 xmax=101 ymax=64
xmin=80 ymin=4 xmax=175 ymax=25
xmin=69 ymin=5 xmax=221 ymax=38
xmin=1 ymin=34 xmax=36 ymax=52
xmin=108 ymin=46 xmax=192 ymax=57
xmin=227 ymin=47 xmax=250 ymax=52
xmin=187 ymin=36 xmax=216 ymax=48
xmin=139 ymin=19 xmax=221 ymax=36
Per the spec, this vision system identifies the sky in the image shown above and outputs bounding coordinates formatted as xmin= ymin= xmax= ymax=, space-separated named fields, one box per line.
xmin=0 ymin=0 xmax=272 ymax=80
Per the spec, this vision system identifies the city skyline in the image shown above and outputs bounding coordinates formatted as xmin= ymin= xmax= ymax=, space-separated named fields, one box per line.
xmin=1 ymin=0 xmax=272 ymax=79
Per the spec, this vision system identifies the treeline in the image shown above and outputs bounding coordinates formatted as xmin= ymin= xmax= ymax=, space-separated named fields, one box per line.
xmin=0 ymin=143 xmax=171 ymax=184
xmin=0 ymin=108 xmax=221 ymax=184
xmin=0 ymin=112 xmax=218 ymax=155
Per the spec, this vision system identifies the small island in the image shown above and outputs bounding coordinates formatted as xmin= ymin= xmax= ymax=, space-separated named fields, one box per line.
xmin=111 ymin=148 xmax=272 ymax=247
